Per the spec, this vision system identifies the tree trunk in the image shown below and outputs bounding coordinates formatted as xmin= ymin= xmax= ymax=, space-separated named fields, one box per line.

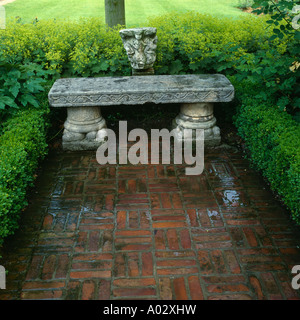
xmin=105 ymin=0 xmax=125 ymax=28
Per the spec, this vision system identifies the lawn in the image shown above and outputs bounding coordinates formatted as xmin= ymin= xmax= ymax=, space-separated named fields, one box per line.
xmin=3 ymin=0 xmax=248 ymax=26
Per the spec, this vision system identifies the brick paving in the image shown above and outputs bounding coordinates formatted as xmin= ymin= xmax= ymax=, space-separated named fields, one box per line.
xmin=0 ymin=144 xmax=300 ymax=300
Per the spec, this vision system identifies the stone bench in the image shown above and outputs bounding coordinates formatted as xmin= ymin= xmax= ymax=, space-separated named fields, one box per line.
xmin=48 ymin=74 xmax=234 ymax=150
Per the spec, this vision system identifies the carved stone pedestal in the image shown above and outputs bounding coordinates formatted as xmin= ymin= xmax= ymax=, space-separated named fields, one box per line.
xmin=62 ymin=106 xmax=107 ymax=151
xmin=173 ymin=102 xmax=221 ymax=147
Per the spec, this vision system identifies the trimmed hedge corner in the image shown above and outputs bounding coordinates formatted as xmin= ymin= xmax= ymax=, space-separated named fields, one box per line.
xmin=0 ymin=107 xmax=49 ymax=244
xmin=234 ymin=98 xmax=300 ymax=223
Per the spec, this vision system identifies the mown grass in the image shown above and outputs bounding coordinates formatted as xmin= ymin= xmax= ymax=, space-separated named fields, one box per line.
xmin=4 ymin=0 xmax=248 ymax=26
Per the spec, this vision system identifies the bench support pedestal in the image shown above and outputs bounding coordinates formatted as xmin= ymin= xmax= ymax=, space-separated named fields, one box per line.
xmin=173 ymin=103 xmax=221 ymax=147
xmin=62 ymin=106 xmax=107 ymax=151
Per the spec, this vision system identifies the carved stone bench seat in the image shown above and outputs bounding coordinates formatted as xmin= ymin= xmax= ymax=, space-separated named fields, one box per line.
xmin=48 ymin=74 xmax=234 ymax=150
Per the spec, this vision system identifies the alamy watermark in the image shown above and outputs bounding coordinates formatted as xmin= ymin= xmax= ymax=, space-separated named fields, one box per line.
xmin=292 ymin=265 xmax=300 ymax=290
xmin=0 ymin=5 xmax=5 ymax=30
xmin=96 ymin=121 xmax=204 ymax=176
xmin=0 ymin=265 xmax=5 ymax=289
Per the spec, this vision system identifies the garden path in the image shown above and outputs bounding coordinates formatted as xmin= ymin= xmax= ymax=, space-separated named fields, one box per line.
xmin=0 ymin=143 xmax=300 ymax=300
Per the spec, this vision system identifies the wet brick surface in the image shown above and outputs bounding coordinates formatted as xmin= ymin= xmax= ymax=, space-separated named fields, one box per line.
xmin=1 ymin=145 xmax=300 ymax=300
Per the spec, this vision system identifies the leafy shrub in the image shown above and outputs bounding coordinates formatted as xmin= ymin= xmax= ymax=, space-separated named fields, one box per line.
xmin=0 ymin=58 xmax=55 ymax=121
xmin=235 ymin=0 xmax=300 ymax=116
xmin=0 ymin=18 xmax=129 ymax=76
xmin=234 ymin=96 xmax=300 ymax=223
xmin=0 ymin=106 xmax=49 ymax=244
xmin=237 ymin=0 xmax=254 ymax=10
xmin=0 ymin=13 xmax=277 ymax=77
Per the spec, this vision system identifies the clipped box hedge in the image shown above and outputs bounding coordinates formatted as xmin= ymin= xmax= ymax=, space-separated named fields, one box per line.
xmin=235 ymin=98 xmax=300 ymax=223
xmin=0 ymin=107 xmax=49 ymax=244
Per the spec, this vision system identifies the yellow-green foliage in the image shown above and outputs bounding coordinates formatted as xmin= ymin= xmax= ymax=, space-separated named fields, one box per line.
xmin=1 ymin=18 xmax=127 ymax=75
xmin=147 ymin=12 xmax=288 ymax=72
xmin=0 ymin=12 xmax=288 ymax=77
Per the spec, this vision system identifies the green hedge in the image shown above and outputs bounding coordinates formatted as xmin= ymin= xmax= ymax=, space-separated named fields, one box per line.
xmin=0 ymin=107 xmax=49 ymax=244
xmin=234 ymin=97 xmax=300 ymax=223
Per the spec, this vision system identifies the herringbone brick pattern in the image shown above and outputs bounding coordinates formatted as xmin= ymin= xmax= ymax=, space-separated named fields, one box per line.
xmin=0 ymin=146 xmax=300 ymax=300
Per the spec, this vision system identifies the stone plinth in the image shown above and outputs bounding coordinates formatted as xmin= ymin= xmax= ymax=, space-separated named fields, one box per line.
xmin=48 ymin=74 xmax=234 ymax=149
xmin=173 ymin=102 xmax=221 ymax=146
xmin=62 ymin=106 xmax=107 ymax=151
xmin=119 ymin=27 xmax=157 ymax=75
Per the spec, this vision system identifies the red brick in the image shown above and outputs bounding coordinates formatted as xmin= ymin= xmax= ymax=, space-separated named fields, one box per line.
xmin=197 ymin=250 xmax=213 ymax=274
xmin=117 ymin=244 xmax=152 ymax=251
xmin=74 ymin=232 xmax=88 ymax=252
xmin=88 ymin=231 xmax=100 ymax=252
xmin=115 ymin=230 xmax=152 ymax=236
xmin=105 ymin=194 xmax=114 ymax=210
xmin=70 ymin=270 xmax=111 ymax=279
xmin=188 ymin=276 xmax=204 ymax=300
xmin=114 ymin=254 xmax=126 ymax=277
xmin=156 ymin=251 xmax=195 ymax=258
xmin=140 ymin=211 xmax=151 ymax=229
xmin=159 ymin=278 xmax=172 ymax=300
xmin=207 ymin=284 xmax=249 ymax=293
xmin=243 ymin=227 xmax=258 ymax=247
xmin=226 ymin=219 xmax=260 ymax=226
xmin=43 ymin=215 xmax=54 ymax=230
xmin=171 ymin=193 xmax=183 ymax=209
xmin=114 ymin=278 xmax=156 ymax=287
xmin=261 ymin=272 xmax=282 ymax=298
xmin=180 ymin=229 xmax=192 ymax=249
xmin=157 ymin=260 xmax=196 ymax=267
xmin=142 ymin=252 xmax=153 ymax=276
xmin=42 ymin=255 xmax=56 ymax=280
xmin=201 ymin=275 xmax=246 ymax=284
xmin=129 ymin=211 xmax=139 ymax=228
xmin=55 ymin=254 xmax=70 ymax=279
xmin=26 ymin=255 xmax=43 ymax=280
xmin=240 ymin=255 xmax=282 ymax=264
xmin=82 ymin=280 xmax=95 ymax=300
xmin=187 ymin=209 xmax=198 ymax=227
xmin=196 ymin=241 xmax=232 ymax=249
xmin=154 ymin=229 xmax=166 ymax=250
xmin=223 ymin=250 xmax=241 ymax=274
xmin=115 ymin=237 xmax=152 ymax=244
xmin=157 ymin=267 xmax=198 ymax=275
xmin=193 ymin=233 xmax=231 ymax=243
xmin=102 ymin=231 xmax=113 ymax=252
xmin=128 ymin=179 xmax=137 ymax=193
xmin=79 ymin=224 xmax=114 ymax=231
xmin=198 ymin=209 xmax=212 ymax=227
xmin=118 ymin=180 xmax=126 ymax=193
xmin=71 ymin=260 xmax=112 ymax=270
xmin=98 ymin=279 xmax=111 ymax=300
xmin=167 ymin=229 xmax=179 ymax=250
xmin=21 ymin=290 xmax=62 ymax=300
xmin=22 ymin=281 xmax=65 ymax=290
xmin=128 ymin=254 xmax=139 ymax=277
xmin=153 ymin=221 xmax=187 ymax=228
xmin=173 ymin=277 xmax=188 ymax=300
xmin=244 ymin=263 xmax=285 ymax=272
xmin=161 ymin=193 xmax=172 ymax=208
xmin=208 ymin=294 xmax=252 ymax=300
xmin=73 ymin=253 xmax=113 ymax=261
xmin=249 ymin=275 xmax=265 ymax=300
xmin=211 ymin=250 xmax=227 ymax=274
xmin=113 ymin=288 xmax=156 ymax=297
